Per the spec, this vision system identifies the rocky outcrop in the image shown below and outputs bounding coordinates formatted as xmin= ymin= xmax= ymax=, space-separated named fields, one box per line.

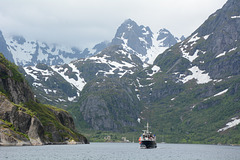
xmin=0 ymin=94 xmax=89 ymax=145
xmin=28 ymin=117 xmax=45 ymax=145
xmin=0 ymin=123 xmax=31 ymax=146
xmin=0 ymin=95 xmax=44 ymax=145
xmin=49 ymin=108 xmax=75 ymax=130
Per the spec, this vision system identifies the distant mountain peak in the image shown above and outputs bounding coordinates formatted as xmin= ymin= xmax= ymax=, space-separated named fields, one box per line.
xmin=110 ymin=20 xmax=183 ymax=64
xmin=158 ymin=28 xmax=171 ymax=34
xmin=123 ymin=18 xmax=135 ymax=24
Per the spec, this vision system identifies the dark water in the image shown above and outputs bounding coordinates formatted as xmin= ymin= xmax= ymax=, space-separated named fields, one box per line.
xmin=0 ymin=143 xmax=240 ymax=160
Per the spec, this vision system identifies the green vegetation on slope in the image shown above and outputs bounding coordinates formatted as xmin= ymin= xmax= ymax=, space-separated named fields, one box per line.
xmin=24 ymin=101 xmax=84 ymax=142
xmin=0 ymin=53 xmax=24 ymax=82
xmin=146 ymin=75 xmax=240 ymax=144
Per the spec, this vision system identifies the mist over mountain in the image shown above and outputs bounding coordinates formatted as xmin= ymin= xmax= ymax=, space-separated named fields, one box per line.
xmin=0 ymin=19 xmax=183 ymax=66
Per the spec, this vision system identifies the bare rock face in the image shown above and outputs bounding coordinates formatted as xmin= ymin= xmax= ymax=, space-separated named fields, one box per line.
xmin=0 ymin=126 xmax=31 ymax=146
xmin=0 ymin=94 xmax=89 ymax=145
xmin=0 ymin=95 xmax=45 ymax=146
xmin=28 ymin=117 xmax=45 ymax=145
xmin=48 ymin=108 xmax=75 ymax=130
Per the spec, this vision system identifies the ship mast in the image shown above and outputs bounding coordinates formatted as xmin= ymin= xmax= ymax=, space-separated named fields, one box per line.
xmin=142 ymin=122 xmax=151 ymax=135
xmin=144 ymin=122 xmax=150 ymax=133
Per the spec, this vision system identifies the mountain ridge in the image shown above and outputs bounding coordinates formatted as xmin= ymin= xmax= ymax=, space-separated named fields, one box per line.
xmin=0 ymin=19 xmax=184 ymax=66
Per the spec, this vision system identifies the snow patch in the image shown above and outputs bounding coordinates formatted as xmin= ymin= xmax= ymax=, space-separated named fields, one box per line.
xmin=218 ymin=117 xmax=240 ymax=132
xmin=203 ymin=34 xmax=211 ymax=40
xmin=216 ymin=51 xmax=226 ymax=58
xmin=145 ymin=33 xmax=168 ymax=64
xmin=148 ymin=65 xmax=161 ymax=76
xmin=89 ymin=53 xmax=136 ymax=78
xmin=204 ymin=89 xmax=228 ymax=101
xmin=68 ymin=96 xmax=77 ymax=102
xmin=228 ymin=47 xmax=237 ymax=53
xmin=58 ymin=98 xmax=66 ymax=102
xmin=213 ymin=79 xmax=223 ymax=83
xmin=179 ymin=66 xmax=212 ymax=84
xmin=32 ymin=82 xmax=43 ymax=87
xmin=188 ymin=33 xmax=200 ymax=43
xmin=127 ymin=24 xmax=133 ymax=31
xmin=214 ymin=89 xmax=228 ymax=97
xmin=51 ymin=63 xmax=86 ymax=92
xmin=181 ymin=48 xmax=200 ymax=62
xmin=24 ymin=67 xmax=39 ymax=81
xmin=43 ymin=89 xmax=57 ymax=94
xmin=137 ymin=94 xmax=141 ymax=101
xmin=231 ymin=16 xmax=240 ymax=19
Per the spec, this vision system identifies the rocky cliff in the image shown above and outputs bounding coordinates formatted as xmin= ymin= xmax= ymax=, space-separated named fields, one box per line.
xmin=0 ymin=53 xmax=88 ymax=145
xmin=0 ymin=54 xmax=34 ymax=104
xmin=0 ymin=95 xmax=44 ymax=145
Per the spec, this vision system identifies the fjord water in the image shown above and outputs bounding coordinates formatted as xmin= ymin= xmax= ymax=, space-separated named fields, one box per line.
xmin=1 ymin=143 xmax=240 ymax=160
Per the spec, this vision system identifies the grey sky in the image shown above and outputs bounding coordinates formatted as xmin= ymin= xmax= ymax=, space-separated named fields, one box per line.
xmin=0 ymin=0 xmax=228 ymax=49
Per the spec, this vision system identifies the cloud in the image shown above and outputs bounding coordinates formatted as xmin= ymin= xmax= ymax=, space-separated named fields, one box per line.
xmin=0 ymin=0 xmax=227 ymax=49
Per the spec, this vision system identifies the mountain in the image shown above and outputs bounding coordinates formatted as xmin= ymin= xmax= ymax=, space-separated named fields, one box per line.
xmin=110 ymin=19 xmax=183 ymax=64
xmin=147 ymin=0 xmax=240 ymax=144
xmin=0 ymin=53 xmax=88 ymax=145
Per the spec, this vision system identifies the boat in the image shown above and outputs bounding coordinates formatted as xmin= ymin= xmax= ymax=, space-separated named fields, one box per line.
xmin=139 ymin=122 xmax=157 ymax=149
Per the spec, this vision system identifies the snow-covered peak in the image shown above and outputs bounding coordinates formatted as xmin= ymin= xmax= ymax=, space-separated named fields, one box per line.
xmin=111 ymin=20 xmax=184 ymax=65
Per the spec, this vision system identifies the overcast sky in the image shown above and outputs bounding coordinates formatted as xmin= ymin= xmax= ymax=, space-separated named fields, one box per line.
xmin=0 ymin=0 xmax=228 ymax=49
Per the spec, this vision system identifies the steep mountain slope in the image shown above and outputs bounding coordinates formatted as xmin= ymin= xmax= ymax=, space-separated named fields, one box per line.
xmin=0 ymin=53 xmax=88 ymax=145
xmin=154 ymin=0 xmax=240 ymax=82
xmin=147 ymin=0 xmax=240 ymax=144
